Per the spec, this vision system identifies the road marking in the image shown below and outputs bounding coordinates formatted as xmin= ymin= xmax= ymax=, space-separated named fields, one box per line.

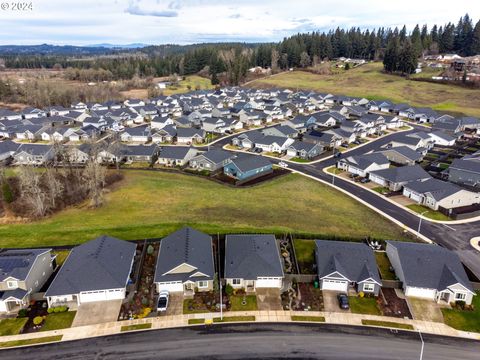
xmin=443 ymin=224 xmax=457 ymax=231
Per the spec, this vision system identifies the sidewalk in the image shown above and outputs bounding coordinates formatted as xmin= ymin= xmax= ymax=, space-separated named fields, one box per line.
xmin=1 ymin=309 xmax=479 ymax=349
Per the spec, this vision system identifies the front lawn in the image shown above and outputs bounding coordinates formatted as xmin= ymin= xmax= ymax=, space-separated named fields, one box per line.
xmin=293 ymin=239 xmax=316 ymax=274
xmin=442 ymin=292 xmax=480 ymax=332
xmin=0 ymin=318 xmax=28 ymax=336
xmin=406 ymin=204 xmax=451 ymax=221
xmin=291 ymin=157 xmax=311 ymax=163
xmin=372 ymin=186 xmax=390 ymax=195
xmin=349 ymin=296 xmax=382 ymax=315
xmin=326 ymin=166 xmax=343 ymax=175
xmin=230 ymin=295 xmax=258 ymax=311
xmin=0 ymin=171 xmax=409 ymax=248
xmin=375 ymin=252 xmax=396 ymax=280
xmin=40 ymin=311 xmax=76 ymax=332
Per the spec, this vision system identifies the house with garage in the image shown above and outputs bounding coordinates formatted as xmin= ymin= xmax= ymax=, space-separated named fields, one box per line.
xmin=386 ymin=135 xmax=431 ymax=154
xmin=176 ymin=127 xmax=206 ymax=144
xmin=0 ymin=109 xmax=22 ymax=121
xmin=0 ymin=140 xmax=20 ymax=163
xmin=120 ymin=125 xmax=151 ymax=143
xmin=151 ymin=125 xmax=177 ymax=144
xmin=286 ymin=140 xmax=324 ymax=159
xmin=428 ymin=130 xmax=457 ymax=146
xmin=0 ymin=248 xmax=54 ymax=314
xmin=337 ymin=153 xmax=390 ymax=177
xmin=156 ymin=146 xmax=198 ymax=167
xmin=254 ymin=135 xmax=294 ymax=154
xmin=154 ymin=227 xmax=215 ymax=296
xmin=403 ymin=178 xmax=480 ymax=211
xmin=224 ymin=234 xmax=284 ymax=291
xmin=223 ymin=155 xmax=273 ymax=182
xmin=325 ymin=128 xmax=357 ymax=144
xmin=44 ymin=236 xmax=136 ymax=308
xmin=386 ymin=241 xmax=475 ymax=305
xmin=369 ymin=164 xmax=431 ymax=191
xmin=314 ymin=113 xmax=338 ymax=127
xmin=378 ymin=146 xmax=424 ymax=165
xmin=150 ymin=116 xmax=175 ymax=130
xmin=284 ymin=114 xmax=318 ymax=133
xmin=231 ymin=131 xmax=264 ymax=149
xmin=315 ymin=240 xmax=381 ymax=295
xmin=124 ymin=145 xmax=158 ymax=163
xmin=303 ymin=130 xmax=342 ymax=149
xmin=262 ymin=125 xmax=298 ymax=138
xmin=448 ymin=155 xmax=480 ymax=188
xmin=13 ymin=144 xmax=54 ymax=165
xmin=189 ymin=149 xmax=236 ymax=172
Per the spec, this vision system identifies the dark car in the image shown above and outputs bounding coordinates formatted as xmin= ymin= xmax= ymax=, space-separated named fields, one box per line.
xmin=253 ymin=147 xmax=263 ymax=153
xmin=337 ymin=293 xmax=350 ymax=310
xmin=360 ymin=178 xmax=371 ymax=183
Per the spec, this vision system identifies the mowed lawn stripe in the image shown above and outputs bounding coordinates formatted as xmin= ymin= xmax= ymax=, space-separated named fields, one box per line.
xmin=0 ymin=171 xmax=408 ymax=247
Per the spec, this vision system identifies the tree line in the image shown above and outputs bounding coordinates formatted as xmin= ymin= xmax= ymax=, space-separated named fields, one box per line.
xmin=1 ymin=14 xmax=479 ymax=81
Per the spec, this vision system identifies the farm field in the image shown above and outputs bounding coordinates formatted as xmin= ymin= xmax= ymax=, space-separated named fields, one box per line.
xmin=0 ymin=170 xmax=409 ymax=248
xmin=249 ymin=63 xmax=480 ymax=117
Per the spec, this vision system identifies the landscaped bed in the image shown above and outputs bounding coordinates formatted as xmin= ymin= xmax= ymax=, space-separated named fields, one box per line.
xmin=441 ymin=292 xmax=480 ymax=332
xmin=282 ymin=282 xmax=324 ymax=311
xmin=379 ymin=288 xmax=412 ymax=319
xmin=183 ymin=292 xmax=220 ymax=314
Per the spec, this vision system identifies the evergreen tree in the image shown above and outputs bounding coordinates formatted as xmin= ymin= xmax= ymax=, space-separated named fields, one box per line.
xmin=411 ymin=24 xmax=423 ymax=57
xmin=399 ymin=40 xmax=418 ymax=74
xmin=471 ymin=20 xmax=480 ymax=55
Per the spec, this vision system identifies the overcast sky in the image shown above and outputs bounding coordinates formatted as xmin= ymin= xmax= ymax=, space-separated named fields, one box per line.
xmin=0 ymin=0 xmax=478 ymax=45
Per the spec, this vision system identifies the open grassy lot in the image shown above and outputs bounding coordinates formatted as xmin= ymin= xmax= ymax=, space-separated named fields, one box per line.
xmin=250 ymin=63 xmax=480 ymax=117
xmin=349 ymin=296 xmax=382 ymax=315
xmin=0 ymin=318 xmax=28 ymax=336
xmin=0 ymin=171 xmax=409 ymax=248
xmin=442 ymin=292 xmax=480 ymax=332
xmin=40 ymin=311 xmax=76 ymax=332
xmin=163 ymin=75 xmax=214 ymax=96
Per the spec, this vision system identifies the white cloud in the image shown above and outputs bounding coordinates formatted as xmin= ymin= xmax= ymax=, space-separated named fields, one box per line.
xmin=0 ymin=0 xmax=478 ymax=45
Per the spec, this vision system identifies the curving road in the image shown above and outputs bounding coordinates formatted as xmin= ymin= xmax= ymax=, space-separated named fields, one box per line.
xmin=2 ymin=323 xmax=479 ymax=359
xmin=210 ymin=125 xmax=480 ymax=278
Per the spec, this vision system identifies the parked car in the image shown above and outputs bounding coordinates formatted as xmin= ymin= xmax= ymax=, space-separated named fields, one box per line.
xmin=278 ymin=161 xmax=288 ymax=168
xmin=253 ymin=147 xmax=263 ymax=153
xmin=341 ymin=143 xmax=349 ymax=148
xmin=157 ymin=291 xmax=169 ymax=312
xmin=360 ymin=178 xmax=370 ymax=183
xmin=334 ymin=152 xmax=342 ymax=158
xmin=337 ymin=293 xmax=350 ymax=310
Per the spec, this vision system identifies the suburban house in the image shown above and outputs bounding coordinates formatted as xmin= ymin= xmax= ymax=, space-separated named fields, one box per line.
xmin=337 ymin=153 xmax=390 ymax=177
xmin=369 ymin=165 xmax=431 ymax=191
xmin=189 ymin=149 xmax=236 ymax=172
xmin=402 ymin=178 xmax=480 ymax=211
xmin=176 ymin=127 xmax=206 ymax=144
xmin=0 ymin=249 xmax=54 ymax=314
xmin=224 ymin=234 xmax=284 ymax=291
xmin=12 ymin=144 xmax=54 ymax=165
xmin=428 ymin=130 xmax=457 ymax=146
xmin=223 ymin=155 xmax=273 ymax=182
xmin=315 ymin=240 xmax=381 ymax=295
xmin=261 ymin=125 xmax=298 ymax=138
xmin=120 ymin=125 xmax=151 ymax=143
xmin=254 ymin=135 xmax=295 ymax=154
xmin=151 ymin=125 xmax=177 ymax=144
xmin=386 ymin=241 xmax=475 ymax=305
xmin=124 ymin=145 xmax=158 ymax=163
xmin=44 ymin=236 xmax=136 ymax=308
xmin=0 ymin=140 xmax=20 ymax=162
xmin=448 ymin=155 xmax=480 ymax=188
xmin=156 ymin=146 xmax=198 ymax=166
xmin=303 ymin=131 xmax=342 ymax=148
xmin=286 ymin=140 xmax=324 ymax=159
xmin=154 ymin=227 xmax=215 ymax=296
xmin=378 ymin=146 xmax=423 ymax=165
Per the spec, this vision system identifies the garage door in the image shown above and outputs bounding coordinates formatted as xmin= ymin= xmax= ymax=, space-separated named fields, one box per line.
xmin=80 ymin=290 xmax=107 ymax=303
xmin=321 ymin=279 xmax=348 ymax=292
xmin=406 ymin=286 xmax=436 ymax=300
xmin=256 ymin=277 xmax=282 ymax=288
xmin=158 ymin=281 xmax=183 ymax=293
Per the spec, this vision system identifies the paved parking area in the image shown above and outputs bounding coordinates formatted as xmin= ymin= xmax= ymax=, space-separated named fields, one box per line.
xmin=256 ymin=288 xmax=282 ymax=311
xmin=72 ymin=299 xmax=122 ymax=327
xmin=323 ymin=290 xmax=350 ymax=313
xmin=407 ymin=297 xmax=445 ymax=323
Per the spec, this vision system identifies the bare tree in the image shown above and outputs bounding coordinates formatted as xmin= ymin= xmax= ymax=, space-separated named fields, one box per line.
xmin=17 ymin=166 xmax=48 ymax=218
xmin=83 ymin=141 xmax=107 ymax=208
xmin=44 ymin=165 xmax=64 ymax=210
xmin=271 ymin=49 xmax=279 ymax=73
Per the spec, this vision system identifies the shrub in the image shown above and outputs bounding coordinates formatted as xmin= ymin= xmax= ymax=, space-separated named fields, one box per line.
xmin=358 ymin=292 xmax=364 ymax=298
xmin=225 ymin=284 xmax=234 ymax=297
xmin=146 ymin=244 xmax=154 ymax=255
xmin=33 ymin=316 xmax=44 ymax=326
xmin=2 ymin=182 xmax=14 ymax=203
xmin=47 ymin=307 xmax=54 ymax=314
xmin=17 ymin=309 xmax=28 ymax=318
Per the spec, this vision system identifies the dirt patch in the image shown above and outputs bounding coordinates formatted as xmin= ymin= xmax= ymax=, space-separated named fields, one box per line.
xmin=379 ymin=288 xmax=412 ymax=319
xmin=256 ymin=289 xmax=282 ymax=311
xmin=282 ymin=283 xmax=324 ymax=311
xmin=408 ymin=297 xmax=445 ymax=323
xmin=120 ymin=88 xmax=149 ymax=100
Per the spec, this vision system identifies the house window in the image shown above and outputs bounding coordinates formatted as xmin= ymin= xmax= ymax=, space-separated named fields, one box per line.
xmin=363 ymin=283 xmax=375 ymax=292
xmin=198 ymin=281 xmax=208 ymax=288
xmin=455 ymin=293 xmax=466 ymax=301
xmin=232 ymin=279 xmax=241 ymax=285
xmin=7 ymin=281 xmax=18 ymax=289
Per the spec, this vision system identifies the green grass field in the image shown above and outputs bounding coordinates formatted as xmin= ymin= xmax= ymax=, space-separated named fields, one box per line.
xmin=250 ymin=63 xmax=480 ymax=117
xmin=0 ymin=318 xmax=28 ymax=336
xmin=230 ymin=295 xmax=258 ymax=311
xmin=442 ymin=292 xmax=480 ymax=332
xmin=40 ymin=311 xmax=76 ymax=332
xmin=0 ymin=170 xmax=409 ymax=248
xmin=348 ymin=296 xmax=382 ymax=315
xmin=163 ymin=75 xmax=214 ymax=95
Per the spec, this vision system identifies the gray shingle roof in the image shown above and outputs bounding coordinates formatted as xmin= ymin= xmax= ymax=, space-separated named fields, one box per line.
xmin=154 ymin=227 xmax=214 ymax=283
xmin=387 ymin=241 xmax=473 ymax=292
xmin=195 ymin=149 xmax=234 ymax=165
xmin=369 ymin=165 xmax=431 ymax=183
xmin=0 ymin=249 xmax=51 ymax=282
xmin=315 ymin=240 xmax=381 ymax=284
xmin=44 ymin=236 xmax=136 ymax=296
xmin=380 ymin=146 xmax=423 ymax=162
xmin=404 ymin=178 xmax=462 ymax=201
xmin=343 ymin=153 xmax=390 ymax=171
xmin=228 ymin=154 xmax=271 ymax=173
xmin=158 ymin=146 xmax=195 ymax=160
xmin=224 ymin=235 xmax=284 ymax=280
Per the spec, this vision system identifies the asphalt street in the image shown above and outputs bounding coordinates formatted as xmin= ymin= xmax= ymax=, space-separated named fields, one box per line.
xmin=211 ymin=125 xmax=480 ymax=278
xmin=2 ymin=323 xmax=479 ymax=359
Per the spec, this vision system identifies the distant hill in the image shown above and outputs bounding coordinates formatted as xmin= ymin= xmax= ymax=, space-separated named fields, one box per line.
xmin=0 ymin=44 xmax=123 ymax=56
xmin=86 ymin=43 xmax=148 ymax=49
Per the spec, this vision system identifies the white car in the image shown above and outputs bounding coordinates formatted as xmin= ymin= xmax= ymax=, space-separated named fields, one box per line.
xmin=157 ymin=291 xmax=169 ymax=312
xmin=278 ymin=161 xmax=288 ymax=168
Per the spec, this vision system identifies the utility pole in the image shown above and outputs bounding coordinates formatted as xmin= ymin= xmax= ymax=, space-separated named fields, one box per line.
xmin=417 ymin=210 xmax=429 ymax=237
xmin=217 ymin=232 xmax=223 ymax=321
xmin=332 ymin=146 xmax=336 ymax=186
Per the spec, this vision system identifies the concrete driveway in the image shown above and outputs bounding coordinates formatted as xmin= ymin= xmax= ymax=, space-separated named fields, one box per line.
xmin=162 ymin=293 xmax=184 ymax=316
xmin=72 ymin=299 xmax=122 ymax=327
xmin=323 ymin=290 xmax=350 ymax=313
xmin=407 ymin=297 xmax=445 ymax=323
xmin=256 ymin=288 xmax=282 ymax=311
